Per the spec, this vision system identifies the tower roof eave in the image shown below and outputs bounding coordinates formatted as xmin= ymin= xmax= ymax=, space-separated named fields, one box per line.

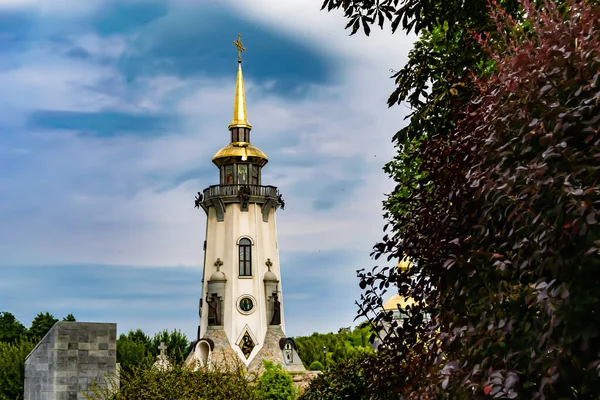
xmin=212 ymin=142 xmax=268 ymax=166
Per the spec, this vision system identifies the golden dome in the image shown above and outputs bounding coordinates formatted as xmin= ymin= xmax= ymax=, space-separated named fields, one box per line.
xmin=383 ymin=294 xmax=415 ymax=311
xmin=398 ymin=255 xmax=413 ymax=273
xmin=384 ymin=256 xmax=416 ymax=311
xmin=212 ymin=141 xmax=268 ymax=166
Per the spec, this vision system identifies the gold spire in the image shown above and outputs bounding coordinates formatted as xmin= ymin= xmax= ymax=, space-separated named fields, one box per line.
xmin=229 ymin=34 xmax=252 ymax=130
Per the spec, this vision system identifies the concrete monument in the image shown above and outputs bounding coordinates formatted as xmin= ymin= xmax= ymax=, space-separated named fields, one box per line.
xmin=24 ymin=321 xmax=118 ymax=400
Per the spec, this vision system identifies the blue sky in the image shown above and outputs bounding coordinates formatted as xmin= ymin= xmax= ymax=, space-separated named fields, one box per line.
xmin=0 ymin=0 xmax=414 ymax=340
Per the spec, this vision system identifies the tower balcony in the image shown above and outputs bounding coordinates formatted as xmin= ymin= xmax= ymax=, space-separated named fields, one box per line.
xmin=197 ymin=184 xmax=282 ymax=222
xmin=203 ymin=184 xmax=278 ymax=201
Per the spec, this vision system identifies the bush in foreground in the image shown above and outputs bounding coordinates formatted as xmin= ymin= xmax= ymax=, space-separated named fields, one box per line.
xmin=254 ymin=360 xmax=296 ymax=400
xmin=83 ymin=361 xmax=259 ymax=400
xmin=299 ymin=355 xmax=371 ymax=400
xmin=308 ymin=361 xmax=323 ymax=371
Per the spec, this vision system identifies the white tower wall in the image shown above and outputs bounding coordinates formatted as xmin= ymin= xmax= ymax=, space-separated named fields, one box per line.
xmin=199 ymin=203 xmax=285 ymax=365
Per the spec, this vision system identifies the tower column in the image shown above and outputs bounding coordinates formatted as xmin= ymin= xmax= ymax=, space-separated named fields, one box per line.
xmin=186 ymin=34 xmax=303 ymax=372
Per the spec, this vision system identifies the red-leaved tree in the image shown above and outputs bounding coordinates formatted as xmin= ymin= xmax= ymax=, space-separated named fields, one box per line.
xmin=358 ymin=1 xmax=600 ymax=398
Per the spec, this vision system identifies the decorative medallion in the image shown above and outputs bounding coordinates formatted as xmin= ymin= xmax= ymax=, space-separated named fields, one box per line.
xmin=239 ymin=331 xmax=255 ymax=359
xmin=236 ymin=295 xmax=256 ymax=315
xmin=240 ymin=297 xmax=253 ymax=312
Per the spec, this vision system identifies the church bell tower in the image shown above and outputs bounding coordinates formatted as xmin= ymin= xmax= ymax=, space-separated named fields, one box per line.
xmin=187 ymin=34 xmax=304 ymax=371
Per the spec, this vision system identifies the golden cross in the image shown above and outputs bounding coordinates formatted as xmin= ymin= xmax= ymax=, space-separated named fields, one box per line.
xmin=232 ymin=33 xmax=246 ymax=63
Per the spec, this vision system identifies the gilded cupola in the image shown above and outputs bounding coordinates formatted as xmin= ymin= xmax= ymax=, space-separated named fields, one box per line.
xmin=212 ymin=34 xmax=268 ymax=186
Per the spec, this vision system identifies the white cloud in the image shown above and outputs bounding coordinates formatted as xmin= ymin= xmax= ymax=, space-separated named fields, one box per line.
xmin=70 ymin=33 xmax=129 ymax=60
xmin=0 ymin=0 xmax=415 ymax=335
xmin=0 ymin=55 xmax=124 ymax=113
xmin=0 ymin=28 xmax=405 ymax=267
xmin=0 ymin=0 xmax=101 ymax=14
xmin=221 ymin=0 xmax=416 ymax=67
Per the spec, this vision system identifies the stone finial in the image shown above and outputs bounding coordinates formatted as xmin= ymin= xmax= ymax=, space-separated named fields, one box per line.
xmin=214 ymin=258 xmax=223 ymax=271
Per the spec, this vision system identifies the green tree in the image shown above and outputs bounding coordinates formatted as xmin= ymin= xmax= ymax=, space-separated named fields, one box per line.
xmin=62 ymin=313 xmax=76 ymax=321
xmin=150 ymin=329 xmax=189 ymax=366
xmin=117 ymin=329 xmax=190 ymax=375
xmin=27 ymin=312 xmax=58 ymax=340
xmin=294 ymin=324 xmax=372 ymax=368
xmin=0 ymin=339 xmax=36 ymax=400
xmin=116 ymin=329 xmax=153 ymax=375
xmin=126 ymin=328 xmax=151 ymax=345
xmin=254 ymin=360 xmax=295 ymax=400
xmin=117 ymin=335 xmax=153 ymax=375
xmin=0 ymin=312 xmax=26 ymax=344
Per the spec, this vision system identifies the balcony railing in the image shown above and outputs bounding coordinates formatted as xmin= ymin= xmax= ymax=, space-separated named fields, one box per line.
xmin=202 ymin=184 xmax=279 ymax=202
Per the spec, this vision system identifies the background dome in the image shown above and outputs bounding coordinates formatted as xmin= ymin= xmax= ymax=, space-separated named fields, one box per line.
xmin=383 ymin=294 xmax=415 ymax=311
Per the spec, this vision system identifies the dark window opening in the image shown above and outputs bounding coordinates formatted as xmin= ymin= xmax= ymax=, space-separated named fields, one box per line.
xmin=239 ymin=238 xmax=252 ymax=276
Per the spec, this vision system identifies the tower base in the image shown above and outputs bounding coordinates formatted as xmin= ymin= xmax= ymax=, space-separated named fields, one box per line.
xmin=185 ymin=327 xmax=305 ymax=373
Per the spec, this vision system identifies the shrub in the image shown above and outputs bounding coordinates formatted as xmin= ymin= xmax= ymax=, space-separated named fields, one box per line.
xmin=300 ymin=355 xmax=370 ymax=400
xmin=254 ymin=360 xmax=296 ymax=400
xmin=83 ymin=359 xmax=258 ymax=400
xmin=308 ymin=361 xmax=323 ymax=371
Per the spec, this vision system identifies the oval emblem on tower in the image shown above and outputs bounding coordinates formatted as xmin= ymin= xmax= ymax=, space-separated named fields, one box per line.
xmin=237 ymin=295 xmax=256 ymax=315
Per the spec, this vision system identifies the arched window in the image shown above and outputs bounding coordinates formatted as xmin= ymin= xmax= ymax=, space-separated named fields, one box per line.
xmin=239 ymin=238 xmax=252 ymax=276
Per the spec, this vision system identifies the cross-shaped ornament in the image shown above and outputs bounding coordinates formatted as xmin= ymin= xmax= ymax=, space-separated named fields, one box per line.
xmin=214 ymin=258 xmax=223 ymax=271
xmin=158 ymin=342 xmax=167 ymax=357
xmin=232 ymin=33 xmax=246 ymax=63
xmin=265 ymin=258 xmax=273 ymax=271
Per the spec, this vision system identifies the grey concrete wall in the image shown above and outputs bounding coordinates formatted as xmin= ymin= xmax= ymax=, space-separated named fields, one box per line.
xmin=24 ymin=326 xmax=58 ymax=400
xmin=24 ymin=322 xmax=118 ymax=400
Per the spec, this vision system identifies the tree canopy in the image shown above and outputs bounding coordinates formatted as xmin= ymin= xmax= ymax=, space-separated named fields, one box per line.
xmin=0 ymin=312 xmax=26 ymax=344
xmin=62 ymin=314 xmax=76 ymax=322
xmin=27 ymin=312 xmax=59 ymax=340
xmin=0 ymin=339 xmax=36 ymax=400
xmin=116 ymin=328 xmax=190 ymax=375
xmin=294 ymin=323 xmax=373 ymax=369
xmin=0 ymin=311 xmax=69 ymax=400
